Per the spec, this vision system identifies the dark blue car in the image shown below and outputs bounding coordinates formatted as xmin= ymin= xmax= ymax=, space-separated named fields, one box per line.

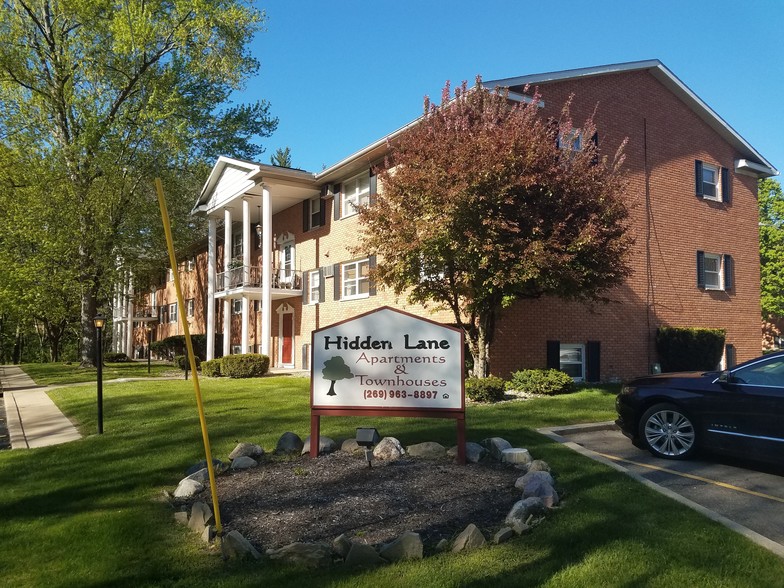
xmin=616 ymin=351 xmax=784 ymax=462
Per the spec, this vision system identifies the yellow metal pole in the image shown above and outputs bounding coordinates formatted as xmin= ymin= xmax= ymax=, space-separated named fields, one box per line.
xmin=154 ymin=178 xmax=223 ymax=538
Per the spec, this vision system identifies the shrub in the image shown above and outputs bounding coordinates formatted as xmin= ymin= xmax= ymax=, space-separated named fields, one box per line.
xmin=201 ymin=359 xmax=222 ymax=377
xmin=465 ymin=375 xmax=506 ymax=402
xmin=174 ymin=355 xmax=201 ymax=371
xmin=221 ymin=353 xmax=270 ymax=378
xmin=104 ymin=352 xmax=130 ymax=363
xmin=507 ymin=369 xmax=575 ymax=395
xmin=656 ymin=327 xmax=725 ymax=372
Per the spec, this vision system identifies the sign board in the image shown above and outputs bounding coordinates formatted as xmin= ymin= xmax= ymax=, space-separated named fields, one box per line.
xmin=311 ymin=307 xmax=464 ymax=411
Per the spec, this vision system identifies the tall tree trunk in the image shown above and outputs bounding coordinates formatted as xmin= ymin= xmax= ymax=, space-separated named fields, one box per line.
xmin=13 ymin=323 xmax=22 ymax=364
xmin=80 ymin=280 xmax=99 ymax=367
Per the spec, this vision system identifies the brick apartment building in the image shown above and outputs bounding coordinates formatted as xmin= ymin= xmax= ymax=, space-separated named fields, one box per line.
xmin=112 ymin=60 xmax=778 ymax=381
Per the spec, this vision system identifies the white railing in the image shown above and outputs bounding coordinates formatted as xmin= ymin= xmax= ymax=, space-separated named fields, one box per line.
xmin=216 ymin=265 xmax=301 ymax=292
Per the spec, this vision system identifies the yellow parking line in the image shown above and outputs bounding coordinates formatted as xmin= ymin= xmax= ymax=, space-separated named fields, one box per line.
xmin=594 ymin=451 xmax=784 ymax=504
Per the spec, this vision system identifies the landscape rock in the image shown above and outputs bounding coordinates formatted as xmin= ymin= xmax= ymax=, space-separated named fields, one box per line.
xmin=173 ymin=511 xmax=189 ymax=526
xmin=185 ymin=467 xmax=211 ymax=485
xmin=435 ymin=538 xmax=450 ymax=552
xmin=373 ymin=437 xmax=405 ymax=461
xmin=332 ymin=533 xmax=352 ymax=558
xmin=522 ymin=478 xmax=559 ymax=508
xmin=188 ymin=501 xmax=213 ymax=533
xmin=229 ymin=442 xmax=265 ymax=460
xmin=510 ymin=521 xmax=531 ymax=535
xmin=173 ymin=478 xmax=204 ymax=499
xmin=344 ymin=542 xmax=386 ymax=568
xmin=201 ymin=525 xmax=215 ymax=543
xmin=515 ymin=470 xmax=554 ymax=490
xmin=501 ymin=448 xmax=532 ymax=465
xmin=406 ymin=442 xmax=446 ymax=460
xmin=451 ymin=523 xmax=486 ymax=552
xmin=340 ymin=439 xmax=361 ymax=454
xmin=274 ymin=432 xmax=304 ymax=455
xmin=223 ymin=530 xmax=261 ymax=560
xmin=493 ymin=527 xmax=515 ymax=544
xmin=185 ymin=459 xmax=224 ymax=477
xmin=231 ymin=456 xmax=259 ymax=470
xmin=526 ymin=459 xmax=551 ymax=473
xmin=465 ymin=442 xmax=488 ymax=463
xmin=267 ymin=542 xmax=332 ymax=568
xmin=505 ymin=497 xmax=547 ymax=529
xmin=481 ymin=437 xmax=512 ymax=461
xmin=301 ymin=436 xmax=337 ymax=456
xmin=379 ymin=531 xmax=423 ymax=562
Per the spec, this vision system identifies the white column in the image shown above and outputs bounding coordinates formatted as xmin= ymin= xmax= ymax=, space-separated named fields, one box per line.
xmin=223 ymin=208 xmax=232 ymax=356
xmin=206 ymin=218 xmax=216 ymax=360
xmin=261 ymin=185 xmax=272 ymax=357
xmin=241 ymin=199 xmax=250 ymax=353
xmin=125 ymin=281 xmax=134 ymax=357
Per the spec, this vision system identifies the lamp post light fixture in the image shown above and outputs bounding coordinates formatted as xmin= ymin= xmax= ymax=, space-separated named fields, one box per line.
xmin=356 ymin=427 xmax=381 ymax=468
xmin=256 ymin=205 xmax=262 ymax=247
xmin=146 ymin=325 xmax=152 ymax=374
xmin=93 ymin=313 xmax=106 ymax=434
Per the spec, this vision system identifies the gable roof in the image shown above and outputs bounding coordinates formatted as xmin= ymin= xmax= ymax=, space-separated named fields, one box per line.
xmin=484 ymin=59 xmax=777 ymax=177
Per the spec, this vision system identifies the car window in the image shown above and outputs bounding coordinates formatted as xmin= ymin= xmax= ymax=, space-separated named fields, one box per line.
xmin=731 ymin=357 xmax=784 ymax=386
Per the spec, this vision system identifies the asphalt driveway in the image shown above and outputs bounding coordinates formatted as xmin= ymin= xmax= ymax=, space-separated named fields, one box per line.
xmin=539 ymin=422 xmax=784 ymax=558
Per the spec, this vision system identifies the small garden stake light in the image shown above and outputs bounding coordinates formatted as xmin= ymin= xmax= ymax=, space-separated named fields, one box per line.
xmin=93 ymin=313 xmax=106 ymax=434
xmin=356 ymin=427 xmax=381 ymax=468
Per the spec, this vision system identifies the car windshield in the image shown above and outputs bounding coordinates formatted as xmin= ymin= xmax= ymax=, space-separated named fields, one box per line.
xmin=732 ymin=357 xmax=784 ymax=386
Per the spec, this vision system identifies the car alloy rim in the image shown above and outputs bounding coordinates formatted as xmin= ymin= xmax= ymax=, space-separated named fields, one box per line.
xmin=644 ymin=410 xmax=695 ymax=456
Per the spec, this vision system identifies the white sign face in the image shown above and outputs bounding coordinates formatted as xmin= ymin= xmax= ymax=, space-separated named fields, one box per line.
xmin=311 ymin=307 xmax=464 ymax=410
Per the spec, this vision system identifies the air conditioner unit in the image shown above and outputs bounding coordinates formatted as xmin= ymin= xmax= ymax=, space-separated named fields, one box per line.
xmin=322 ymin=265 xmax=334 ymax=278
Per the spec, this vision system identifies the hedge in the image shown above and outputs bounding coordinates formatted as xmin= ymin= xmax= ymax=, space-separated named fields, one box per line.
xmin=173 ymin=355 xmax=201 ymax=371
xmin=656 ymin=327 xmax=725 ymax=372
xmin=221 ymin=353 xmax=270 ymax=378
xmin=465 ymin=376 xmax=506 ymax=402
xmin=201 ymin=359 xmax=222 ymax=377
xmin=104 ymin=352 xmax=130 ymax=363
xmin=507 ymin=369 xmax=575 ymax=395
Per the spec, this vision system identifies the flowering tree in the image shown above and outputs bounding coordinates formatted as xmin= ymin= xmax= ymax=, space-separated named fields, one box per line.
xmin=357 ymin=78 xmax=632 ymax=377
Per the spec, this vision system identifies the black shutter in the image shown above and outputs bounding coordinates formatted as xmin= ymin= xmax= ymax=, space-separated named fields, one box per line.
xmin=546 ymin=340 xmax=560 ymax=370
xmin=368 ymin=255 xmax=377 ymax=296
xmin=369 ymin=171 xmax=378 ymax=206
xmin=590 ymin=132 xmax=599 ymax=165
xmin=725 ymin=344 xmax=737 ymax=369
xmin=333 ymin=183 xmax=342 ymax=220
xmin=723 ymin=254 xmax=733 ymax=291
xmin=301 ymin=271 xmax=309 ymax=303
xmin=697 ymin=251 xmax=705 ymax=288
xmin=695 ymin=160 xmax=704 ymax=197
xmin=319 ymin=197 xmax=326 ymax=226
xmin=318 ymin=267 xmax=325 ymax=303
xmin=586 ymin=341 xmax=601 ymax=382
xmin=721 ymin=167 xmax=731 ymax=204
xmin=302 ymin=200 xmax=310 ymax=232
xmin=333 ymin=263 xmax=341 ymax=300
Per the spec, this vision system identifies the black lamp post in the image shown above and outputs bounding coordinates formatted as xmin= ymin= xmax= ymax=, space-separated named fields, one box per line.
xmin=146 ymin=325 xmax=152 ymax=374
xmin=93 ymin=314 xmax=105 ymax=434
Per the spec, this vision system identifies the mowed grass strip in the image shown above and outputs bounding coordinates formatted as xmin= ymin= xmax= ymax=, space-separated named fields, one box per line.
xmin=22 ymin=361 xmax=176 ymax=385
xmin=0 ymin=376 xmax=782 ymax=587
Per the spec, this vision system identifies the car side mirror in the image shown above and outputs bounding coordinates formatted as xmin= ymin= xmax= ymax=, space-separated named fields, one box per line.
xmin=718 ymin=370 xmax=730 ymax=383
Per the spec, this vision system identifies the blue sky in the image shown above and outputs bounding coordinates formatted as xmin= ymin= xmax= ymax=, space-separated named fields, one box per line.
xmin=242 ymin=0 xmax=783 ymax=177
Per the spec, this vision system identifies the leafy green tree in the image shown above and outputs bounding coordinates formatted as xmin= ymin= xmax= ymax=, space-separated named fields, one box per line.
xmin=760 ymin=178 xmax=784 ymax=318
xmin=358 ymin=79 xmax=631 ymax=377
xmin=0 ymin=0 xmax=277 ymax=365
xmin=270 ymin=146 xmax=293 ymax=167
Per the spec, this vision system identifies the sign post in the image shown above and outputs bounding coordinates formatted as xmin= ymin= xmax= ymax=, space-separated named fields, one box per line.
xmin=310 ymin=307 xmax=466 ymax=463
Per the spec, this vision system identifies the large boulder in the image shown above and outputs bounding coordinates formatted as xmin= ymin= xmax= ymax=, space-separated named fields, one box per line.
xmin=452 ymin=523 xmax=486 ymax=552
xmin=449 ymin=442 xmax=487 ymax=463
xmin=501 ymin=448 xmax=532 ymax=465
xmin=340 ymin=438 xmax=362 ymax=454
xmin=173 ymin=478 xmax=203 ymax=499
xmin=515 ymin=470 xmax=554 ymax=491
xmin=379 ymin=532 xmax=423 ymax=562
xmin=275 ymin=432 xmax=304 ymax=455
xmin=332 ymin=533 xmax=352 ymax=558
xmin=525 ymin=459 xmax=551 ymax=473
xmin=406 ymin=442 xmax=446 ymax=460
xmin=185 ymin=459 xmax=224 ymax=476
xmin=505 ymin=497 xmax=547 ymax=532
xmin=301 ymin=436 xmax=337 ymax=456
xmin=231 ymin=456 xmax=259 ymax=470
xmin=373 ymin=437 xmax=405 ymax=461
xmin=480 ymin=437 xmax=512 ymax=460
xmin=267 ymin=542 xmax=332 ymax=568
xmin=188 ymin=501 xmax=213 ymax=533
xmin=229 ymin=442 xmax=265 ymax=460
xmin=344 ymin=542 xmax=386 ymax=568
xmin=185 ymin=468 xmax=210 ymax=485
xmin=223 ymin=530 xmax=261 ymax=560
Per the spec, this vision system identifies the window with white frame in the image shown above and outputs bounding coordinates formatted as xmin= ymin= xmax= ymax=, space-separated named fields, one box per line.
xmin=309 ymin=270 xmax=321 ymax=304
xmin=697 ymin=251 xmax=733 ymax=291
xmin=557 ymin=128 xmax=582 ymax=152
xmin=308 ymin=197 xmax=322 ymax=230
xmin=695 ymin=160 xmax=730 ymax=203
xmin=168 ymin=303 xmax=177 ymax=324
xmin=232 ymin=298 xmax=242 ymax=314
xmin=701 ymin=162 xmax=719 ymax=200
xmin=232 ymin=231 xmax=243 ymax=260
xmin=186 ymin=298 xmax=195 ymax=317
xmin=559 ymin=343 xmax=585 ymax=382
xmin=231 ymin=345 xmax=241 ymax=355
xmin=186 ymin=257 xmax=196 ymax=272
xmin=166 ymin=268 xmax=174 ymax=282
xmin=341 ymin=259 xmax=370 ymax=299
xmin=341 ymin=173 xmax=370 ymax=218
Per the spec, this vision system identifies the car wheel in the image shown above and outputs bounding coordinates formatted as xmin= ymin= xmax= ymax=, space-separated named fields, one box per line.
xmin=639 ymin=403 xmax=697 ymax=459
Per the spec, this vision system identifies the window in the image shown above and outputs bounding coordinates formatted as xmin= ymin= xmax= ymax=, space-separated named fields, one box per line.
xmin=309 ymin=270 xmax=321 ymax=304
xmin=308 ymin=197 xmax=322 ymax=230
xmin=159 ymin=305 xmax=168 ymax=323
xmin=341 ymin=259 xmax=370 ymax=299
xmin=166 ymin=268 xmax=174 ymax=282
xmin=186 ymin=298 xmax=195 ymax=317
xmin=341 ymin=173 xmax=370 ymax=218
xmin=557 ymin=128 xmax=582 ymax=151
xmin=697 ymin=251 xmax=733 ymax=291
xmin=187 ymin=257 xmax=196 ymax=272
xmin=232 ymin=299 xmax=242 ymax=315
xmin=731 ymin=356 xmax=784 ymax=387
xmin=168 ymin=303 xmax=177 ymax=324
xmin=231 ymin=345 xmax=242 ymax=355
xmin=232 ymin=232 xmax=243 ymax=260
xmin=695 ymin=160 xmax=730 ymax=203
xmin=559 ymin=344 xmax=585 ymax=382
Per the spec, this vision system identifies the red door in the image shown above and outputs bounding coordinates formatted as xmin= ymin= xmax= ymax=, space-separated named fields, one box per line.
xmin=281 ymin=313 xmax=293 ymax=365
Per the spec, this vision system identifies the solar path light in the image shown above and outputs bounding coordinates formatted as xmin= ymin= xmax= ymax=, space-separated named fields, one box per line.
xmin=356 ymin=427 xmax=381 ymax=468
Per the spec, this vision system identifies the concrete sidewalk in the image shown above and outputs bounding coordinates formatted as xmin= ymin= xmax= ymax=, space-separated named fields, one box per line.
xmin=1 ymin=365 xmax=81 ymax=449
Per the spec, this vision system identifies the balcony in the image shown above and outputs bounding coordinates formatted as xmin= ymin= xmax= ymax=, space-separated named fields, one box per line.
xmin=132 ymin=305 xmax=159 ymax=322
xmin=216 ymin=264 xmax=302 ymax=300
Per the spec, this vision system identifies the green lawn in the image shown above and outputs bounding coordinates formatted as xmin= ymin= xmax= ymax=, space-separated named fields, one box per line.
xmin=1 ymin=376 xmax=782 ymax=587
xmin=21 ymin=361 xmax=178 ymax=385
